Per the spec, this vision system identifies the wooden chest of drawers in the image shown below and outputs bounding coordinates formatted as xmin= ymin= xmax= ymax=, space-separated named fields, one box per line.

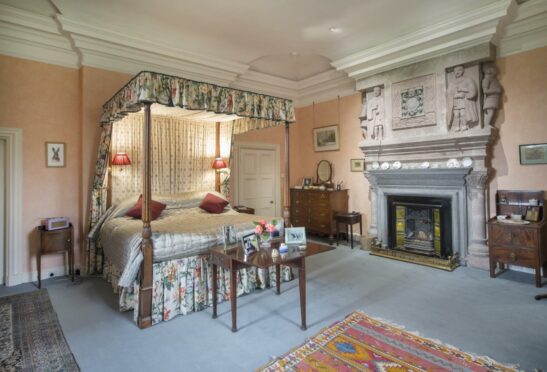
xmin=488 ymin=219 xmax=547 ymax=287
xmin=290 ymin=188 xmax=348 ymax=241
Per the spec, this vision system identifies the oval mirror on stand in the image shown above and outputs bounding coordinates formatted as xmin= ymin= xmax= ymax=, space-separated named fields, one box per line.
xmin=316 ymin=160 xmax=332 ymax=185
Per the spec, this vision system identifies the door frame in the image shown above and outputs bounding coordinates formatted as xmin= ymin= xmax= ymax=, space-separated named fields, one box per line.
xmin=0 ymin=128 xmax=23 ymax=286
xmin=234 ymin=142 xmax=281 ymax=216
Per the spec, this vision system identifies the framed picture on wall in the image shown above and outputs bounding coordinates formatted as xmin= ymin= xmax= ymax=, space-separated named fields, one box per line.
xmin=519 ymin=143 xmax=547 ymax=165
xmin=313 ymin=125 xmax=339 ymax=152
xmin=350 ymin=159 xmax=365 ymax=172
xmin=45 ymin=142 xmax=66 ymax=168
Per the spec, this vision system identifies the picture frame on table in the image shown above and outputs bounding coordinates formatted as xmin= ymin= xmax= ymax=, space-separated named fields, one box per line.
xmin=519 ymin=143 xmax=547 ymax=165
xmin=302 ymin=177 xmax=312 ymax=188
xmin=45 ymin=142 xmax=66 ymax=168
xmin=241 ymin=233 xmax=259 ymax=255
xmin=350 ymin=159 xmax=365 ymax=172
xmin=525 ymin=206 xmax=541 ymax=222
xmin=285 ymin=227 xmax=306 ymax=245
xmin=313 ymin=125 xmax=339 ymax=152
xmin=221 ymin=225 xmax=238 ymax=251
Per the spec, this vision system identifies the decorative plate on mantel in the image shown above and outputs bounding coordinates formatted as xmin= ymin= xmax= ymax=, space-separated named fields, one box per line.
xmin=372 ymin=162 xmax=380 ymax=170
xmin=392 ymin=161 xmax=402 ymax=170
xmin=446 ymin=158 xmax=460 ymax=168
xmin=420 ymin=161 xmax=430 ymax=169
xmin=462 ymin=157 xmax=473 ymax=167
xmin=381 ymin=162 xmax=390 ymax=170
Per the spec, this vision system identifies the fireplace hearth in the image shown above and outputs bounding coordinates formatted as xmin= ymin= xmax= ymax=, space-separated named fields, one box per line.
xmin=387 ymin=196 xmax=452 ymax=259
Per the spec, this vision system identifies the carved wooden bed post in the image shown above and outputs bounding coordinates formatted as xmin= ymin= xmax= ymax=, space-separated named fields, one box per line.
xmin=138 ymin=102 xmax=153 ymax=329
xmin=283 ymin=120 xmax=290 ymax=227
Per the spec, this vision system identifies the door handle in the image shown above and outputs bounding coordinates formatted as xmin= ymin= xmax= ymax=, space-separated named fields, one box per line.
xmin=270 ymin=201 xmax=274 ymax=204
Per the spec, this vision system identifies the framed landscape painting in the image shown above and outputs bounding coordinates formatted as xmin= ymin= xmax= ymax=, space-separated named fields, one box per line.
xmin=313 ymin=125 xmax=339 ymax=152
xmin=45 ymin=142 xmax=66 ymax=168
xmin=519 ymin=143 xmax=547 ymax=165
xmin=350 ymin=159 xmax=365 ymax=172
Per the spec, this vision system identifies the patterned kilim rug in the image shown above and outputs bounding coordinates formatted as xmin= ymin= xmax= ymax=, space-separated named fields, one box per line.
xmin=260 ymin=311 xmax=520 ymax=371
xmin=0 ymin=289 xmax=79 ymax=371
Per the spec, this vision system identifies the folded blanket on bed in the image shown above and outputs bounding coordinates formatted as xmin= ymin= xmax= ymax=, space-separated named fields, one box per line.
xmin=96 ymin=192 xmax=276 ymax=287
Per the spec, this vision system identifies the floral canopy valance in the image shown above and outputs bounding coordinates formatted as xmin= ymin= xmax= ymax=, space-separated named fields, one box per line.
xmin=100 ymin=71 xmax=296 ymax=125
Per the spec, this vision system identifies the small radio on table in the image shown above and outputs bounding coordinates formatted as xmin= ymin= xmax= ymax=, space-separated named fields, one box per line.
xmin=44 ymin=217 xmax=70 ymax=231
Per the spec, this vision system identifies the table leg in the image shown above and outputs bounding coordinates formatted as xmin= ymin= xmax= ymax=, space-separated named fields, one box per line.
xmin=70 ymin=247 xmax=75 ymax=282
xmin=350 ymin=224 xmax=354 ymax=249
xmin=212 ymin=263 xmax=217 ymax=319
xmin=37 ymin=253 xmax=41 ymax=289
xmin=299 ymin=258 xmax=307 ymax=330
xmin=275 ymin=264 xmax=281 ymax=295
xmin=543 ymin=262 xmax=547 ymax=278
xmin=359 ymin=216 xmax=363 ymax=236
xmin=230 ymin=268 xmax=237 ymax=332
xmin=489 ymin=257 xmax=496 ymax=278
xmin=535 ymin=266 xmax=542 ymax=288
xmin=336 ymin=222 xmax=339 ymax=246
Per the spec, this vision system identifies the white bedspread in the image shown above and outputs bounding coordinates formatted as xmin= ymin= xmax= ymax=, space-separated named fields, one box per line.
xmin=97 ymin=192 xmax=271 ymax=287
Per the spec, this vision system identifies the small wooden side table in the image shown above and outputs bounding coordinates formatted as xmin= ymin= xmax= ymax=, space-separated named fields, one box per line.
xmin=37 ymin=223 xmax=74 ymax=288
xmin=233 ymin=205 xmax=255 ymax=215
xmin=335 ymin=213 xmax=363 ymax=249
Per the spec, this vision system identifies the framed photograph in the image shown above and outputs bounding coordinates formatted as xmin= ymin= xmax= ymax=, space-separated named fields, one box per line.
xmin=525 ymin=206 xmax=541 ymax=222
xmin=45 ymin=142 xmax=66 ymax=168
xmin=350 ymin=159 xmax=365 ymax=172
xmin=519 ymin=143 xmax=547 ymax=165
xmin=221 ymin=225 xmax=238 ymax=251
xmin=241 ymin=233 xmax=259 ymax=255
xmin=313 ymin=125 xmax=339 ymax=152
xmin=302 ymin=177 xmax=312 ymax=187
xmin=285 ymin=227 xmax=306 ymax=245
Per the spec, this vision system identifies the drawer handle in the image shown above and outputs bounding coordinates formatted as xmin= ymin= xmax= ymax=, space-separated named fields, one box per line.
xmin=509 ymin=252 xmax=516 ymax=262
xmin=67 ymin=239 xmax=71 ymax=243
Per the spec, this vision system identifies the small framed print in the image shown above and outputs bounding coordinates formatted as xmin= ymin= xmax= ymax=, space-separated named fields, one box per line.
xmin=525 ymin=206 xmax=541 ymax=222
xmin=285 ymin=227 xmax=306 ymax=245
xmin=302 ymin=177 xmax=312 ymax=187
xmin=46 ymin=142 xmax=66 ymax=168
xmin=350 ymin=159 xmax=365 ymax=172
xmin=221 ymin=225 xmax=238 ymax=251
xmin=519 ymin=143 xmax=547 ymax=165
xmin=241 ymin=233 xmax=259 ymax=255
xmin=313 ymin=125 xmax=339 ymax=152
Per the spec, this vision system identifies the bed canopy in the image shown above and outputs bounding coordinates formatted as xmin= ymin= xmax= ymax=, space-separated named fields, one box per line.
xmin=88 ymin=71 xmax=295 ymax=328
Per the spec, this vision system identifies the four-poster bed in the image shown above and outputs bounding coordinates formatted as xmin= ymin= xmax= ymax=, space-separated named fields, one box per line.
xmin=88 ymin=71 xmax=295 ymax=329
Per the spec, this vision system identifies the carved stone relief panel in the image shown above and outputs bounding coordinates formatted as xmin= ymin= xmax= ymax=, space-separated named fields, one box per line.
xmin=392 ymin=74 xmax=436 ymax=130
xmin=446 ymin=64 xmax=481 ymax=131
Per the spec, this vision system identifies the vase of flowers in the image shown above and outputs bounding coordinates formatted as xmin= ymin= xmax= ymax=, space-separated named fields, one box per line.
xmin=254 ymin=219 xmax=277 ymax=248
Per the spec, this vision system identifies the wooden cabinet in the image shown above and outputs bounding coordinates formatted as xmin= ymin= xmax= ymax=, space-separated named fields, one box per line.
xmin=37 ymin=224 xmax=74 ymax=288
xmin=290 ymin=188 xmax=348 ymax=240
xmin=488 ymin=190 xmax=546 ymax=287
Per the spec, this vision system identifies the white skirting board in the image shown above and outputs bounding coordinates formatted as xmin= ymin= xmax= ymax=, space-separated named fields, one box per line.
xmin=8 ymin=264 xmax=80 ymax=286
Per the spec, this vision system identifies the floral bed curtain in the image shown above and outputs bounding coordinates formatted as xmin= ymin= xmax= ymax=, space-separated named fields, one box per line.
xmin=87 ymin=71 xmax=295 ymax=274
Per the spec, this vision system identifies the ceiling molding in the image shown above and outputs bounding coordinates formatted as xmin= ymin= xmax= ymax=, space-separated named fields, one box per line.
xmin=332 ymin=0 xmax=511 ymax=80
xmin=497 ymin=0 xmax=547 ymax=57
xmin=0 ymin=4 xmax=78 ymax=68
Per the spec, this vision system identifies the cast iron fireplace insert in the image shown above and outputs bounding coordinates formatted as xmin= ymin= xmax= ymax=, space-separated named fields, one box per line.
xmin=387 ymin=195 xmax=452 ymax=259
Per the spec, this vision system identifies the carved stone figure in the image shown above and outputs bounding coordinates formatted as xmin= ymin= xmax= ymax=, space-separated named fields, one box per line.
xmin=447 ymin=65 xmax=478 ymax=132
xmin=359 ymin=94 xmax=368 ymax=139
xmin=482 ymin=63 xmax=501 ymax=127
xmin=366 ymin=86 xmax=384 ymax=140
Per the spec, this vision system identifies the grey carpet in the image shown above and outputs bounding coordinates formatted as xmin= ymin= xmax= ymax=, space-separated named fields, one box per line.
xmin=2 ymin=246 xmax=547 ymax=371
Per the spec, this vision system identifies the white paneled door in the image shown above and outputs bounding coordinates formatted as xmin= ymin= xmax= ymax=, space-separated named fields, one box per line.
xmin=237 ymin=145 xmax=279 ymax=217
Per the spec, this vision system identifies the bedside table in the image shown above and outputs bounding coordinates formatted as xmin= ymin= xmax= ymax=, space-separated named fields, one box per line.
xmin=37 ymin=223 xmax=74 ymax=288
xmin=233 ymin=205 xmax=255 ymax=215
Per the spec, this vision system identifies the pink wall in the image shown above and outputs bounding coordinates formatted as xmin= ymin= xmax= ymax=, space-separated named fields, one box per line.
xmin=489 ymin=47 xmax=547 ymax=214
xmin=0 ymin=55 xmax=81 ymax=273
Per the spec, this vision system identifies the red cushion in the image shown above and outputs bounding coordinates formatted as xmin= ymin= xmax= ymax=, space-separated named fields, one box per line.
xmin=199 ymin=193 xmax=229 ymax=214
xmin=126 ymin=195 xmax=166 ymax=220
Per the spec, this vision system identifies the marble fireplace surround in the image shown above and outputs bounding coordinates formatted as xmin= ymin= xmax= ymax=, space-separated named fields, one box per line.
xmin=368 ymin=169 xmax=470 ymax=264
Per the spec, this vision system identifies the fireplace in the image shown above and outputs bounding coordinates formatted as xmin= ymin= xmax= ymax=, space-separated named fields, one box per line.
xmin=387 ymin=196 xmax=452 ymax=259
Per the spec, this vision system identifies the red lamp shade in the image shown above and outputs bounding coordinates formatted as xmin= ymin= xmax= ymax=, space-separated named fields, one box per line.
xmin=112 ymin=152 xmax=131 ymax=166
xmin=212 ymin=157 xmax=227 ymax=170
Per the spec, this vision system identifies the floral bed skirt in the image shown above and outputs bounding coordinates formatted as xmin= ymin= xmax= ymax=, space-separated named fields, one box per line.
xmin=103 ymin=255 xmax=292 ymax=325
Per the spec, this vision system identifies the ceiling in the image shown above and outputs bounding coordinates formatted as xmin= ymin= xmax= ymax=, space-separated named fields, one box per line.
xmin=1 ymin=0 xmax=545 ymax=105
xmin=49 ymin=0 xmax=498 ymax=80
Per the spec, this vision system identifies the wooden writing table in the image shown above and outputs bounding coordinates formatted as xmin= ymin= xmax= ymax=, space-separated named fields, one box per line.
xmin=210 ymin=241 xmax=334 ymax=332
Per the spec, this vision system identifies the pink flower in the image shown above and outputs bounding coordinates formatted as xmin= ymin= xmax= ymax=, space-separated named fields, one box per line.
xmin=259 ymin=219 xmax=267 ymax=226
xmin=255 ymin=225 xmax=263 ymax=234
xmin=265 ymin=224 xmax=276 ymax=233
